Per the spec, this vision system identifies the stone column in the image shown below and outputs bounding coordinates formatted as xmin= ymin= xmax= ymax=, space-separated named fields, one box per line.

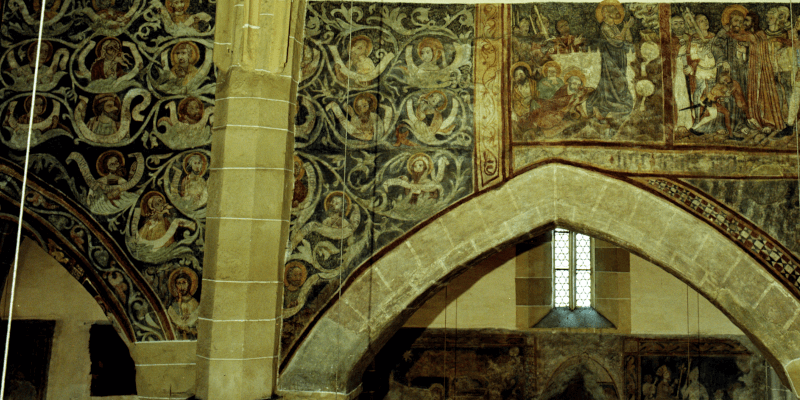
xmin=195 ymin=0 xmax=305 ymax=398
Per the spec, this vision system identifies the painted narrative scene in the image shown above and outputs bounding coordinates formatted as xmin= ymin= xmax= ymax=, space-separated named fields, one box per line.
xmin=510 ymin=2 xmax=800 ymax=148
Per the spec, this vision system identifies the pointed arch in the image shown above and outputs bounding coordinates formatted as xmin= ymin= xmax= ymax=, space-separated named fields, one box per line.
xmin=278 ymin=163 xmax=800 ymax=397
xmin=0 ymin=162 xmax=174 ymax=343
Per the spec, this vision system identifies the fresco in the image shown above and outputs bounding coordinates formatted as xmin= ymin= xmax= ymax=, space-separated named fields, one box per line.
xmin=625 ymin=338 xmax=769 ymax=400
xmin=283 ymin=2 xmax=475 ymax=357
xmin=511 ymin=2 xmax=665 ymax=143
xmin=283 ymin=0 xmax=800 ymax=366
xmin=509 ymin=2 xmax=800 ymax=148
xmin=359 ymin=330 xmax=783 ymax=400
xmin=0 ymin=0 xmax=215 ymax=340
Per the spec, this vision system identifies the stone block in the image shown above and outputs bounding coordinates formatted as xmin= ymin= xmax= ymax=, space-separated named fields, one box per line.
xmin=199 ymin=280 xmax=281 ymax=321
xmin=595 ymin=248 xmax=630 ymax=272
xmin=214 ymin=97 xmax=291 ymax=132
xmin=130 ymin=340 xmax=197 ymax=366
xmin=135 ymin=363 xmax=196 ymax=398
xmin=406 ymin=219 xmax=455 ymax=269
xmin=515 ymin=277 xmax=552 ymax=306
xmin=720 ymin=258 xmax=773 ymax=309
xmin=203 ymin=218 xmax=287 ymax=282
xmin=595 ymin=271 xmax=630 ymax=299
xmin=207 ymin=168 xmax=292 ymax=220
xmin=209 ymin=125 xmax=293 ymax=169
xmin=516 ymin=305 xmax=551 ymax=329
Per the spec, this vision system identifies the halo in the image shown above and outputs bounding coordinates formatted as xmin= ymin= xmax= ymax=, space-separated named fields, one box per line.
xmin=721 ymin=4 xmax=748 ymax=26
xmin=178 ymin=96 xmax=204 ymax=119
xmin=324 ymin=191 xmax=351 ymax=216
xmin=95 ymin=36 xmax=122 ymax=58
xmin=595 ymin=0 xmax=625 ymax=25
xmin=406 ymin=153 xmax=433 ymax=175
xmin=170 ymin=41 xmax=200 ymax=66
xmin=283 ymin=261 xmax=307 ymax=292
xmin=416 ymin=37 xmax=444 ymax=61
xmin=23 ymin=95 xmax=47 ymax=115
xmin=293 ymin=155 xmax=305 ymax=181
xmin=182 ymin=152 xmax=207 ymax=176
xmin=91 ymin=93 xmax=121 ymax=117
xmin=96 ymin=150 xmax=125 ymax=177
xmin=140 ymin=191 xmax=166 ymax=216
xmin=27 ymin=40 xmax=53 ymax=64
xmin=352 ymin=92 xmax=378 ymax=113
xmin=563 ymin=69 xmax=586 ymax=86
xmin=510 ymin=61 xmax=533 ymax=77
xmin=168 ymin=267 xmax=198 ymax=298
xmin=349 ymin=35 xmax=373 ymax=57
xmin=421 ymin=90 xmax=448 ymax=112
xmin=542 ymin=61 xmax=562 ymax=77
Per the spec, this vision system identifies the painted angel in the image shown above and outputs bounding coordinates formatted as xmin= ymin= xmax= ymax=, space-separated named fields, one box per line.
xmin=404 ymin=91 xmax=458 ymax=145
xmin=73 ymin=90 xmax=151 ymax=144
xmin=67 ymin=151 xmax=145 ymax=215
xmin=75 ymin=37 xmax=144 ymax=92
xmin=81 ymin=0 xmax=140 ymax=30
xmin=130 ymin=191 xmax=196 ymax=250
xmin=4 ymin=41 xmax=69 ymax=90
xmin=153 ymin=0 xmax=212 ymax=33
xmin=3 ymin=96 xmax=70 ymax=149
xmin=401 ymin=37 xmax=471 ymax=88
xmin=168 ymin=152 xmax=209 ymax=210
xmin=155 ymin=97 xmax=213 ymax=149
xmin=382 ymin=153 xmax=448 ymax=206
xmin=154 ymin=41 xmax=213 ymax=92
xmin=289 ymin=191 xmax=360 ymax=251
xmin=329 ymin=35 xmax=394 ymax=87
xmin=326 ymin=92 xmax=393 ymax=141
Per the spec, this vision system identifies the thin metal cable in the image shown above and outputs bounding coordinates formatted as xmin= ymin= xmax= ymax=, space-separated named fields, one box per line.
xmin=335 ymin=1 xmax=354 ymax=397
xmin=1 ymin=2 xmax=48 ymax=396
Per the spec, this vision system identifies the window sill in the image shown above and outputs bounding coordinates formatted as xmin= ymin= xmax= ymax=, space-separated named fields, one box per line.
xmin=532 ymin=307 xmax=616 ymax=329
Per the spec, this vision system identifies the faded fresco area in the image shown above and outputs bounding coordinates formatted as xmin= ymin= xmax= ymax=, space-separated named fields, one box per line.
xmin=509 ymin=2 xmax=800 ymax=147
xmin=670 ymin=3 xmax=799 ymax=147
xmin=284 ymin=0 xmax=800 ymax=367
xmin=283 ymin=2 xmax=475 ymax=357
xmin=358 ymin=330 xmax=785 ymax=400
xmin=511 ymin=2 xmax=664 ymax=143
xmin=0 ymin=0 xmax=214 ymax=340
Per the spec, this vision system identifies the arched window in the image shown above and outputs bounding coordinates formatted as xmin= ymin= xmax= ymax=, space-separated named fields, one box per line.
xmin=553 ymin=228 xmax=593 ymax=309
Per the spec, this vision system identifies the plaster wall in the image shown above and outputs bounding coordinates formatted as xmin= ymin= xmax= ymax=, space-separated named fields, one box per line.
xmin=630 ymin=254 xmax=742 ymax=335
xmin=0 ymin=239 xmax=134 ymax=400
xmin=402 ymin=240 xmax=742 ymax=335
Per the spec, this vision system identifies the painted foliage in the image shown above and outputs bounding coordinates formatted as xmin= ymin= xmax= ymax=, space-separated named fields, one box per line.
xmin=0 ymin=0 xmax=214 ymax=340
xmin=284 ymin=1 xmax=475 ymax=357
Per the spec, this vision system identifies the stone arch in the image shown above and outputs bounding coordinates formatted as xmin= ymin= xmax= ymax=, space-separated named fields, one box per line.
xmin=278 ymin=163 xmax=800 ymax=397
xmin=539 ymin=355 xmax=619 ymax=400
xmin=0 ymin=163 xmax=175 ymax=343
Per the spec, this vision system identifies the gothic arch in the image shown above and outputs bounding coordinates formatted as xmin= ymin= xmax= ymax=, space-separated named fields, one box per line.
xmin=278 ymin=163 xmax=800 ymax=397
xmin=0 ymin=162 xmax=175 ymax=342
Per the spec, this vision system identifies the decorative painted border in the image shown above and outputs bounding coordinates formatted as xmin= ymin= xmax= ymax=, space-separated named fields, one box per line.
xmin=474 ymin=4 xmax=507 ymax=191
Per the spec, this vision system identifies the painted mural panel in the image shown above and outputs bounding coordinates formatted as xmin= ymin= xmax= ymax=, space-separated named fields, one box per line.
xmin=510 ymin=2 xmax=665 ymax=144
xmin=671 ymin=3 xmax=799 ymax=148
xmin=359 ymin=330 xmax=785 ymax=400
xmin=0 ymin=0 xmax=215 ymax=340
xmin=284 ymin=2 xmax=476 ymax=357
